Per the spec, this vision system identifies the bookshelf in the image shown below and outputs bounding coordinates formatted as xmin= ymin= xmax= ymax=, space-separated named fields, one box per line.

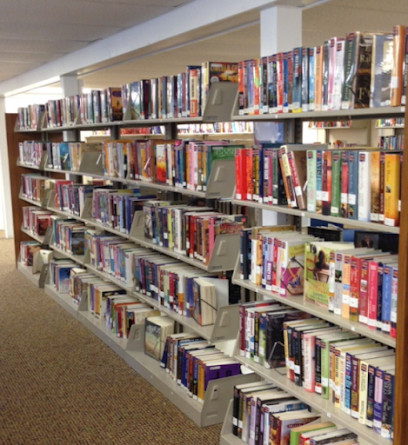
xmin=10 ymin=83 xmax=253 ymax=428
xmin=9 ymin=76 xmax=408 ymax=445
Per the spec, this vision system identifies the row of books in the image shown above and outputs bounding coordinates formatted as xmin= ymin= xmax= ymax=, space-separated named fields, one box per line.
xmin=21 ymin=174 xmax=48 ymax=202
xmin=304 ymin=240 xmax=399 ymax=338
xmin=231 ymin=379 xmax=358 ymax=445
xmin=22 ymin=206 xmax=52 ymax=237
xmin=18 ymin=141 xmax=48 ymax=167
xmin=239 ymin=304 xmax=395 ymax=439
xmin=103 ymin=139 xmax=239 ymax=193
xmin=133 ymin=252 xmax=228 ymax=325
xmin=49 ymin=258 xmax=78 ymax=293
xmin=122 ymin=61 xmax=237 ymax=120
xmin=177 ymin=121 xmax=253 ymax=134
xmin=237 ymin=26 xmax=408 ymax=115
xmin=17 ymin=104 xmax=44 ymax=131
xmin=47 ymin=88 xmax=123 ymax=129
xmin=376 ymin=118 xmax=405 ymax=128
xmin=235 ymin=145 xmax=402 ymax=227
xmin=377 ymin=134 xmax=404 ymax=151
xmin=51 ymin=216 xmax=86 ymax=256
xmin=308 ymin=121 xmax=352 ymax=129
xmin=143 ymin=201 xmax=246 ymax=265
xmin=20 ymin=240 xmax=42 ymax=267
xmin=46 ymin=141 xmax=102 ymax=172
xmin=69 ymin=268 xmax=162 ymax=339
xmin=158 ymin=331 xmax=241 ymax=403
xmin=91 ymin=188 xmax=154 ymax=233
xmin=239 ymin=226 xmax=399 ymax=337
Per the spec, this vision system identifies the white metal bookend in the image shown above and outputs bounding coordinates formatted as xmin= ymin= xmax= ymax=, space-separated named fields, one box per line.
xmin=125 ymin=323 xmax=145 ymax=351
xmin=79 ymin=151 xmax=104 ymax=175
xmin=202 ymin=82 xmax=238 ymax=123
xmin=210 ymin=305 xmax=239 ymax=343
xmin=200 ymin=373 xmax=259 ymax=427
xmin=205 ymin=159 xmax=235 ymax=199
xmin=129 ymin=211 xmax=145 ymax=238
xmin=79 ymin=197 xmax=93 ymax=219
xmin=207 ymin=233 xmax=240 ymax=272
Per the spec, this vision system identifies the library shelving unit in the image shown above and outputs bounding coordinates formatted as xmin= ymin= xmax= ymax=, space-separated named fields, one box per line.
xmin=217 ymin=104 xmax=408 ymax=445
xmin=9 ymin=81 xmax=259 ymax=428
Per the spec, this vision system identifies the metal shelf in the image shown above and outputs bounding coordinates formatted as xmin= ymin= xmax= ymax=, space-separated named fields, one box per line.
xmin=17 ymin=162 xmax=41 ymax=170
xmin=19 ymin=194 xmax=45 ymax=208
xmin=232 ymin=106 xmax=405 ymax=122
xmin=232 ymin=199 xmax=400 ymax=234
xmin=233 ymin=277 xmax=395 ymax=348
xmin=235 ymin=356 xmax=390 ymax=445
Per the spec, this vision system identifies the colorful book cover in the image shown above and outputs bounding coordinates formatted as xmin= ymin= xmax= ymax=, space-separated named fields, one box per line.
xmin=308 ymin=47 xmax=315 ymax=111
xmin=280 ymin=240 xmax=305 ymax=296
xmin=301 ymin=47 xmax=309 ymax=112
xmin=347 ymin=151 xmax=359 ymax=220
xmin=306 ymin=150 xmax=316 ymax=212
xmin=370 ymin=151 xmax=381 ymax=222
xmin=384 ymin=153 xmax=401 ymax=227
xmin=321 ymin=150 xmax=332 ymax=216
xmin=330 ymin=151 xmax=341 ymax=217
xmin=315 ymin=150 xmax=323 ymax=214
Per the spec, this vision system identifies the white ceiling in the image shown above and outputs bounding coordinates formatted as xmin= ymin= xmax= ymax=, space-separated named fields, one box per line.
xmin=2 ymin=0 xmax=408 ymax=92
xmin=0 ymin=0 xmax=195 ymax=82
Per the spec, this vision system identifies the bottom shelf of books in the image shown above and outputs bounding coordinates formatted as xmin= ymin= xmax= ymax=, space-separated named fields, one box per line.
xmin=224 ymin=355 xmax=391 ymax=445
xmin=42 ymin=280 xmax=258 ymax=427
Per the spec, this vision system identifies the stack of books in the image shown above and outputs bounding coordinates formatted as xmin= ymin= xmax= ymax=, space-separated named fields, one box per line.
xmin=22 ymin=206 xmax=52 ymax=237
xmin=18 ymin=141 xmax=49 ymax=166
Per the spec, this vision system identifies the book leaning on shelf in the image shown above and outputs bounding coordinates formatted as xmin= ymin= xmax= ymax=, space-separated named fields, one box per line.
xmin=18 ymin=140 xmax=49 ymax=167
xmin=22 ymin=206 xmax=52 ymax=237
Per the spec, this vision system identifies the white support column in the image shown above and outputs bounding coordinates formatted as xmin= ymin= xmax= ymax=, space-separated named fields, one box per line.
xmin=260 ymin=5 xmax=302 ymax=58
xmin=0 ymin=96 xmax=13 ymax=237
xmin=60 ymin=74 xmax=81 ymax=142
xmin=260 ymin=5 xmax=302 ymax=226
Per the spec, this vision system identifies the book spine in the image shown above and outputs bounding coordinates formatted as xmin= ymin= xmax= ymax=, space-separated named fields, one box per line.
xmin=347 ymin=151 xmax=358 ymax=220
xmin=344 ymin=352 xmax=353 ymax=415
xmin=376 ymin=263 xmax=384 ymax=331
xmin=276 ymin=53 xmax=283 ymax=113
xmin=315 ymin=150 xmax=323 ymax=214
xmin=367 ymin=261 xmax=379 ymax=329
xmin=333 ymin=39 xmax=345 ymax=110
xmin=341 ymin=254 xmax=352 ymax=319
xmin=379 ymin=152 xmax=385 ymax=223
xmin=381 ymin=370 xmax=394 ymax=439
xmin=330 ymin=151 xmax=341 ymax=217
xmin=358 ymin=360 xmax=370 ymax=424
xmin=308 ymin=47 xmax=315 ymax=111
xmin=359 ymin=259 xmax=369 ymax=324
xmin=390 ymin=25 xmax=405 ymax=106
xmin=322 ymin=40 xmax=330 ymax=110
xmin=350 ymin=356 xmax=360 ymax=418
xmin=366 ymin=363 xmax=376 ymax=427
xmin=320 ymin=339 xmax=330 ymax=399
xmin=306 ymin=150 xmax=316 ymax=212
xmin=384 ymin=153 xmax=401 ymax=227
xmin=370 ymin=152 xmax=381 ymax=222
xmin=321 ymin=150 xmax=332 ymax=216
xmin=314 ymin=46 xmax=323 ymax=111
xmin=358 ymin=151 xmax=371 ymax=222
xmin=373 ymin=368 xmax=385 ymax=433
xmin=287 ymin=150 xmax=305 ymax=209
xmin=342 ymin=32 xmax=357 ymax=109
xmin=314 ymin=338 xmax=322 ymax=394
xmin=390 ymin=266 xmax=398 ymax=338
xmin=382 ymin=264 xmax=393 ymax=333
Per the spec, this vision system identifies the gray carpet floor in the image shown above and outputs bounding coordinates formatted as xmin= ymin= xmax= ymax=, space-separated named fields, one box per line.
xmin=0 ymin=237 xmax=221 ymax=444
